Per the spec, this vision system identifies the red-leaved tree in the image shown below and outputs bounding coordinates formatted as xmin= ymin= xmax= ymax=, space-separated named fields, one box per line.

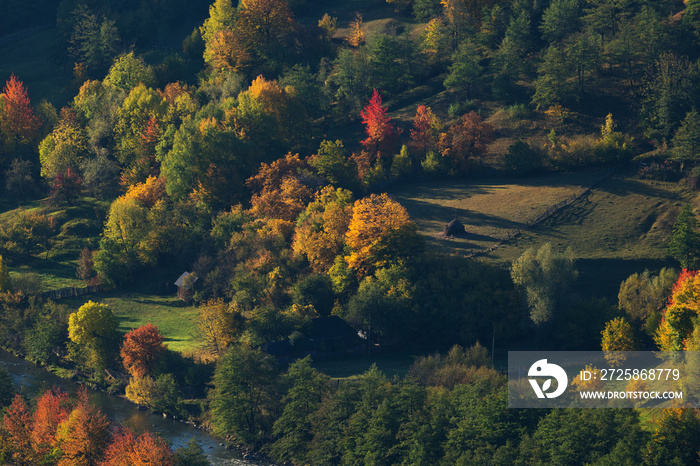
xmin=360 ymin=89 xmax=400 ymax=159
xmin=1 ymin=75 xmax=42 ymax=150
xmin=50 ymin=167 xmax=83 ymax=205
xmin=120 ymin=323 xmax=166 ymax=378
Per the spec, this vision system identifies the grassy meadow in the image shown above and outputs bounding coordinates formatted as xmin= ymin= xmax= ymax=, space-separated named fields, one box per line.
xmin=391 ymin=168 xmax=608 ymax=255
xmin=64 ymin=291 xmax=200 ymax=354
xmin=394 ymin=167 xmax=690 ymax=302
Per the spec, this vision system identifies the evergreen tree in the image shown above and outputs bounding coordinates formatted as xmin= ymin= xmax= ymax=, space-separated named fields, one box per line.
xmin=668 ymin=205 xmax=700 ymax=269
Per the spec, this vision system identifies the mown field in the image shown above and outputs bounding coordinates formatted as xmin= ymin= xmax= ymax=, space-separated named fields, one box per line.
xmin=391 ymin=168 xmax=609 ymax=255
xmin=64 ymin=292 xmax=200 ymax=354
xmin=395 ymin=167 xmax=692 ymax=302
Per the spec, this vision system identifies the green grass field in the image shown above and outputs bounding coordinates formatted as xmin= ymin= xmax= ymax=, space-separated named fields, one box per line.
xmin=64 ymin=292 xmax=200 ymax=354
xmin=0 ymin=197 xmax=106 ymax=290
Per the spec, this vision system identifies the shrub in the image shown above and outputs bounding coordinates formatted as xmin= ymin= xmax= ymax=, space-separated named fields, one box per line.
xmin=504 ymin=140 xmax=545 ymax=175
xmin=448 ymin=100 xmax=477 ymax=119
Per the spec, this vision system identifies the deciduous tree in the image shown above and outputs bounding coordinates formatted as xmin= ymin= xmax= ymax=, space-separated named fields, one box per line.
xmin=346 ymin=193 xmax=421 ymax=277
xmin=360 ymin=90 xmax=400 ymax=167
xmin=410 ymin=106 xmax=443 ymax=158
xmin=655 ymin=269 xmax=700 ymax=351
xmin=32 ymin=387 xmax=71 ymax=459
xmin=0 ymin=75 xmax=41 ymax=153
xmin=196 ymin=298 xmax=245 ymax=359
xmin=120 ymin=323 xmax=166 ymax=378
xmin=308 ymin=139 xmax=358 ymax=188
xmin=68 ymin=301 xmax=119 ymax=372
xmin=601 ymin=316 xmax=637 ymax=366
xmin=438 ymin=111 xmax=494 ymax=173
xmin=3 ymin=395 xmax=34 ymax=465
xmin=247 ymin=153 xmax=314 ymax=221
xmin=511 ymin=243 xmax=577 ymax=325
xmin=293 ymin=186 xmax=354 ymax=272
xmin=233 ymin=0 xmax=296 ymax=75
xmin=104 ymin=52 xmax=155 ymax=91
xmin=55 ymin=389 xmax=110 ymax=466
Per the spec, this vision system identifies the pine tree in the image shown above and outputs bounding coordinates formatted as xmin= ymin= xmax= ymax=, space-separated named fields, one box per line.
xmin=668 ymin=205 xmax=700 ymax=269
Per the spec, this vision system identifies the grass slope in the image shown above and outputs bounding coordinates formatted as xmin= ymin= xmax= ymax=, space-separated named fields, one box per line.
xmin=391 ymin=169 xmax=608 ymax=255
xmin=0 ymin=27 xmax=73 ymax=106
xmin=396 ymin=168 xmax=692 ymax=302
xmin=0 ymin=197 xmax=106 ymax=290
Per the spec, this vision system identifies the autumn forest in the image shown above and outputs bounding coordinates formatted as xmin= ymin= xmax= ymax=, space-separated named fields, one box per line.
xmin=2 ymin=0 xmax=700 ymax=464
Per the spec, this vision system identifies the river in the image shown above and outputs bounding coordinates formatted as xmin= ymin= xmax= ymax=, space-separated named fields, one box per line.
xmin=0 ymin=350 xmax=267 ymax=465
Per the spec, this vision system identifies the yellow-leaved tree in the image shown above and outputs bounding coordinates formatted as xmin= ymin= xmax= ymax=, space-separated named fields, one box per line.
xmin=196 ymin=298 xmax=245 ymax=360
xmin=292 ymin=186 xmax=353 ymax=272
xmin=345 ymin=193 xmax=421 ymax=277
xmin=655 ymin=270 xmax=700 ymax=351
xmin=601 ymin=316 xmax=637 ymax=366
xmin=68 ymin=301 xmax=119 ymax=372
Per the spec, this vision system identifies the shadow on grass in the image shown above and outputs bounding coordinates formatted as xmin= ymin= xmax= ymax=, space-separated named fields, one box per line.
xmin=575 ymin=257 xmax=676 ymax=302
xmin=594 ymin=176 xmax=682 ymax=201
xmin=404 ymin=197 xmax=527 ymax=231
xmin=133 ymin=298 xmax=189 ymax=308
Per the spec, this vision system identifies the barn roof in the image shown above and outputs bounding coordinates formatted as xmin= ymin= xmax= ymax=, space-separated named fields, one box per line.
xmin=174 ymin=271 xmax=199 ymax=287
xmin=307 ymin=316 xmax=359 ymax=340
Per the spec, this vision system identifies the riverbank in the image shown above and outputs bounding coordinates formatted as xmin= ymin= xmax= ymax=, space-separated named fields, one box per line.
xmin=0 ymin=349 xmax=267 ymax=465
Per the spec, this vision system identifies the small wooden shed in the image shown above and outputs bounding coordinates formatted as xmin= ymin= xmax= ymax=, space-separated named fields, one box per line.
xmin=174 ymin=271 xmax=198 ymax=301
xmin=444 ymin=218 xmax=466 ymax=237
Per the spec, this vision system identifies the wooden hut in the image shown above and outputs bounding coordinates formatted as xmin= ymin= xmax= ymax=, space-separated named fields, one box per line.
xmin=444 ymin=218 xmax=466 ymax=236
xmin=174 ymin=271 xmax=198 ymax=301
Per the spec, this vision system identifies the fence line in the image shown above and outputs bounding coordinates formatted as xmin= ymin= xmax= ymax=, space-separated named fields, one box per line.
xmin=464 ymin=167 xmax=620 ymax=259
xmin=39 ymin=284 xmax=111 ymax=301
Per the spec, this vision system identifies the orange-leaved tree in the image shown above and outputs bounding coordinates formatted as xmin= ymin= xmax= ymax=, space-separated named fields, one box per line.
xmin=345 ymin=193 xmax=421 ymax=277
xmin=0 ymin=74 xmax=42 ymax=151
xmin=32 ymin=387 xmax=72 ymax=459
xmin=247 ymin=153 xmax=315 ymax=222
xmin=102 ymin=427 xmax=175 ymax=466
xmin=101 ymin=427 xmax=136 ymax=466
xmin=439 ymin=111 xmax=494 ymax=174
xmin=55 ymin=388 xmax=111 ymax=466
xmin=410 ymin=105 xmax=443 ymax=158
xmin=3 ymin=394 xmax=34 ymax=465
xmin=655 ymin=269 xmax=700 ymax=351
xmin=120 ymin=323 xmax=166 ymax=378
